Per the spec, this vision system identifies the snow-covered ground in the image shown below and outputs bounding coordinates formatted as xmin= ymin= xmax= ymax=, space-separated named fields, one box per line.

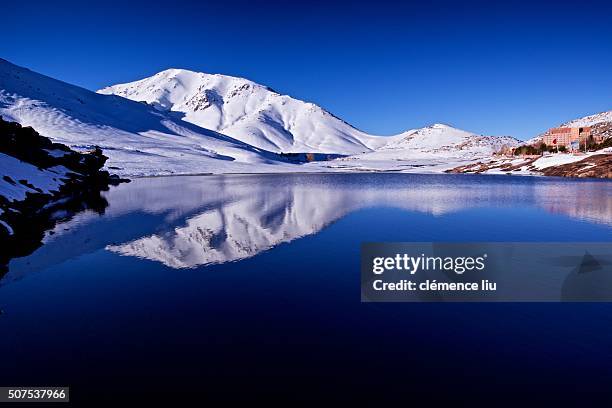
xmin=530 ymin=153 xmax=594 ymax=170
xmin=0 ymin=152 xmax=70 ymax=203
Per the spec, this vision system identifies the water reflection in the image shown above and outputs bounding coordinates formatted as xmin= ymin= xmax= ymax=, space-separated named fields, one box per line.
xmin=0 ymin=189 xmax=109 ymax=276
xmin=534 ymin=184 xmax=612 ymax=227
xmin=4 ymin=174 xmax=612 ymax=278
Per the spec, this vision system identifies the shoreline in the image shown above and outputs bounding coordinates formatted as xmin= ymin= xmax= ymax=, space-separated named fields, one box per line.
xmin=113 ymin=151 xmax=612 ymax=180
xmin=122 ymin=169 xmax=612 ymax=181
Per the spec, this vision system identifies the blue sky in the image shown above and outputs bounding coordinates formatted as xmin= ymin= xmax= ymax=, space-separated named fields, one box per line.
xmin=4 ymin=0 xmax=611 ymax=140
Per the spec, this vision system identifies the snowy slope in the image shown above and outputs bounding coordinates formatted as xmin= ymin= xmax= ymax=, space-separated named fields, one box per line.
xmin=0 ymin=152 xmax=68 ymax=205
xmin=340 ymin=124 xmax=519 ymax=162
xmin=0 ymin=59 xmax=290 ymax=176
xmin=99 ymin=69 xmax=394 ymax=154
xmin=561 ymin=110 xmax=612 ymax=127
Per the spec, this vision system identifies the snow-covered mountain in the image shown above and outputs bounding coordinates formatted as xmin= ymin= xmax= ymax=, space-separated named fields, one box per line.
xmin=98 ymin=69 xmax=392 ymax=154
xmin=1 ymin=59 xmax=521 ymax=176
xmin=0 ymin=59 xmax=290 ymax=176
xmin=99 ymin=69 xmax=519 ymax=158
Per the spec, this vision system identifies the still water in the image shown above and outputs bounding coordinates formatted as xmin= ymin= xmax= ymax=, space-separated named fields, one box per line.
xmin=1 ymin=173 xmax=612 ymax=401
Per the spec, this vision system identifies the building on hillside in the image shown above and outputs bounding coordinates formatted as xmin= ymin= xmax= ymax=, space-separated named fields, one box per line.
xmin=542 ymin=127 xmax=601 ymax=150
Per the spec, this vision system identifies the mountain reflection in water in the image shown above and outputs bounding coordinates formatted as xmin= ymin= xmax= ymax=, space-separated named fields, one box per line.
xmin=4 ymin=173 xmax=612 ymax=278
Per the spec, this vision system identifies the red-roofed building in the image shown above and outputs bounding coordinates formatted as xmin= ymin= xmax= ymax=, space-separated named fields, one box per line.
xmin=542 ymin=127 xmax=598 ymax=150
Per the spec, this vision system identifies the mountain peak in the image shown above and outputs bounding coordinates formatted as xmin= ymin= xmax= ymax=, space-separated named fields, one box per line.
xmin=157 ymin=67 xmax=196 ymax=74
xmin=148 ymin=68 xmax=260 ymax=87
xmin=430 ymin=123 xmax=453 ymax=129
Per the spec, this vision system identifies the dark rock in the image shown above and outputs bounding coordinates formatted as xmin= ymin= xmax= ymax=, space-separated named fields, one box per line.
xmin=0 ymin=117 xmax=130 ymax=274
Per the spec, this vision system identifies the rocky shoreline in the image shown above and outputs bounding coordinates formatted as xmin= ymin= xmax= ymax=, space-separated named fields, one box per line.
xmin=539 ymin=154 xmax=612 ymax=178
xmin=0 ymin=118 xmax=129 ymax=273
xmin=446 ymin=153 xmax=612 ymax=179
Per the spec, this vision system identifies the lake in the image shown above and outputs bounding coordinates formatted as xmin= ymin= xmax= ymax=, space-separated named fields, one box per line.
xmin=1 ymin=173 xmax=612 ymax=402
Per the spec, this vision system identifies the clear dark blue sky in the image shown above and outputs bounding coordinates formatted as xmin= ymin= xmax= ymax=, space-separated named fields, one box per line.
xmin=4 ymin=0 xmax=611 ymax=139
